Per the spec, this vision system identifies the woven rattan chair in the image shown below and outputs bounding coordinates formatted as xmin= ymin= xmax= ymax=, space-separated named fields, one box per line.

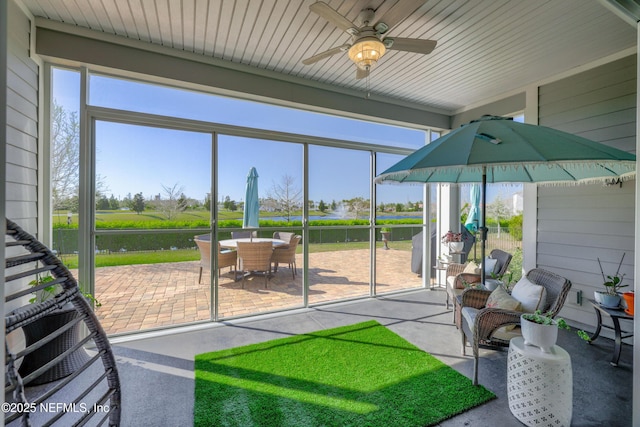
xmin=272 ymin=231 xmax=295 ymax=244
xmin=237 ymin=241 xmax=273 ymax=288
xmin=446 ymin=249 xmax=513 ymax=325
xmin=4 ymin=218 xmax=121 ymax=426
xmin=272 ymin=235 xmax=301 ymax=279
xmin=460 ymin=268 xmax=571 ymax=385
xmin=194 ymin=235 xmax=237 ymax=283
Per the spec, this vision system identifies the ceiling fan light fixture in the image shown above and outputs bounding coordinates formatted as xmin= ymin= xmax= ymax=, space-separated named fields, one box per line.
xmin=348 ymin=37 xmax=386 ymax=69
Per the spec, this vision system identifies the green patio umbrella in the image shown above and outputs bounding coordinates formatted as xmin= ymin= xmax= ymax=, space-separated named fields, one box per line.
xmin=243 ymin=167 xmax=260 ymax=230
xmin=376 ymin=115 xmax=636 ymax=283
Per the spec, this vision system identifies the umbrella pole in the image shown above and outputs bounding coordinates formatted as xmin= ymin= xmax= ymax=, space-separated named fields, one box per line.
xmin=481 ymin=166 xmax=487 ymax=285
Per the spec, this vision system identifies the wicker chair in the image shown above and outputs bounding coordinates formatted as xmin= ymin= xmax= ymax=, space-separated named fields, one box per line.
xmin=272 ymin=235 xmax=301 ymax=279
xmin=4 ymin=218 xmax=121 ymax=426
xmin=272 ymin=231 xmax=295 ymax=244
xmin=236 ymin=241 xmax=273 ymax=288
xmin=446 ymin=249 xmax=513 ymax=325
xmin=194 ymin=235 xmax=237 ymax=283
xmin=460 ymin=268 xmax=572 ymax=385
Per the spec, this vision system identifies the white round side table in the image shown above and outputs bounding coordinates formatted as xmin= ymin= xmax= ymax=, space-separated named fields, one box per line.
xmin=507 ymin=336 xmax=572 ymax=427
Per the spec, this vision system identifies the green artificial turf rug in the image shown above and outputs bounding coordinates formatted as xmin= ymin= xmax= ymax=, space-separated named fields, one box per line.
xmin=194 ymin=320 xmax=495 ymax=427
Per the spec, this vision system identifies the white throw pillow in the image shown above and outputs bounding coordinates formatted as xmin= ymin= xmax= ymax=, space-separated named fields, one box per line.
xmin=482 ymin=257 xmax=498 ymax=276
xmin=511 ymin=276 xmax=548 ymax=313
xmin=463 ymin=261 xmax=479 ymax=274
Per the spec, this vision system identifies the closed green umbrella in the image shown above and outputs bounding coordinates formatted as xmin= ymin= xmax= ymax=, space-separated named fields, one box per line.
xmin=465 ymin=184 xmax=481 ymax=233
xmin=376 ymin=115 xmax=636 ymax=283
xmin=243 ymin=167 xmax=260 ymax=230
xmin=464 ymin=183 xmax=481 ymax=260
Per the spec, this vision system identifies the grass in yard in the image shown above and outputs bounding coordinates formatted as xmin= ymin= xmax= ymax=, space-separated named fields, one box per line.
xmin=55 ymin=209 xmax=331 ymax=225
xmin=194 ymin=320 xmax=495 ymax=427
xmin=61 ymin=249 xmax=200 ymax=269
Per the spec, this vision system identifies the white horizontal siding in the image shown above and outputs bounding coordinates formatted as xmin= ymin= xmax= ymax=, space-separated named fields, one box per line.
xmin=7 ymin=0 xmax=39 ymax=232
xmin=537 ymin=56 xmax=636 ymax=337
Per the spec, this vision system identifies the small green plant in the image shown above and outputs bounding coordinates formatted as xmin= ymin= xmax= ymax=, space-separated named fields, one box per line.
xmin=522 ymin=310 xmax=565 ymax=326
xmin=597 ymin=253 xmax=627 ymax=295
xmin=380 ymin=227 xmax=391 ymax=233
xmin=29 ymin=274 xmax=101 ymax=307
xmin=460 ymin=276 xmax=482 ymax=289
xmin=522 ymin=310 xmax=590 ymax=341
xmin=28 ymin=274 xmax=58 ymax=304
xmin=490 ymin=271 xmax=515 ymax=290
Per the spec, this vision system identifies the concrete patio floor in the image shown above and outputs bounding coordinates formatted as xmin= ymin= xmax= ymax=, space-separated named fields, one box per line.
xmin=93 ymin=247 xmax=425 ymax=335
xmin=111 ymin=288 xmax=633 ymax=426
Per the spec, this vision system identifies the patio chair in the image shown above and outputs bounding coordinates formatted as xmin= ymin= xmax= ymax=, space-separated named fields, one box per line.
xmin=460 ymin=268 xmax=572 ymax=385
xmin=4 ymin=218 xmax=121 ymax=426
xmin=446 ymin=249 xmax=513 ymax=326
xmin=273 ymin=231 xmax=295 ymax=243
xmin=272 ymin=235 xmax=301 ymax=279
xmin=194 ymin=235 xmax=237 ymax=283
xmin=237 ymin=241 xmax=274 ymax=288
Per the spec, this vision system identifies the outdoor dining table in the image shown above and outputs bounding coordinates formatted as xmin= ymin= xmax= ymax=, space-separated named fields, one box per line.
xmin=219 ymin=237 xmax=288 ymax=282
xmin=219 ymin=237 xmax=288 ymax=249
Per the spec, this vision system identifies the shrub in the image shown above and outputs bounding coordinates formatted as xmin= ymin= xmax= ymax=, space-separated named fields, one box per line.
xmin=508 ymin=215 xmax=523 ymax=241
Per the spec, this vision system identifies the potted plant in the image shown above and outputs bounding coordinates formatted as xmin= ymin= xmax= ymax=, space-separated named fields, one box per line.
xmin=441 ymin=230 xmax=463 ymax=253
xmin=460 ymin=276 xmax=483 ymax=290
xmin=622 ymin=291 xmax=634 ymax=316
xmin=485 ymin=271 xmax=514 ymax=291
xmin=380 ymin=227 xmax=391 ymax=250
xmin=521 ymin=310 xmax=590 ymax=353
xmin=595 ymin=253 xmax=627 ymax=308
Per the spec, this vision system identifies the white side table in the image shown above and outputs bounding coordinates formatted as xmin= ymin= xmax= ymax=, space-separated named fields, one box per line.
xmin=507 ymin=337 xmax=572 ymax=427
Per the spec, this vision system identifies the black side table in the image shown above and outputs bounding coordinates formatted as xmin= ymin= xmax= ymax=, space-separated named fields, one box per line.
xmin=587 ymin=299 xmax=633 ymax=366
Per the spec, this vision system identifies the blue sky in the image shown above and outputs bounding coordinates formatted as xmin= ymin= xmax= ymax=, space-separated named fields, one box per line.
xmin=53 ymin=68 xmax=518 ymax=205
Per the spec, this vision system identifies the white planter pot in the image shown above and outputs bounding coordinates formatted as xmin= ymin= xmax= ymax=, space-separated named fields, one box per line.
xmin=593 ymin=291 xmax=602 ymax=305
xmin=520 ymin=315 xmax=558 ymax=354
xmin=448 ymin=242 xmax=464 ymax=253
xmin=595 ymin=291 xmax=620 ymax=308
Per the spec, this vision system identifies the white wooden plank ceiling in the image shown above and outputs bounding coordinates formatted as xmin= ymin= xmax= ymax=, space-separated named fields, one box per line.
xmin=21 ymin=0 xmax=637 ymax=113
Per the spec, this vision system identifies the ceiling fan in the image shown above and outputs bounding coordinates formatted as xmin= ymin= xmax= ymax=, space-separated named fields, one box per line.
xmin=302 ymin=1 xmax=437 ymax=79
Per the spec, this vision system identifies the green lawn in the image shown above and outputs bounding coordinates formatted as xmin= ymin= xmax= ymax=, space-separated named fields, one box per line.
xmin=54 ymin=209 xmax=332 ymax=226
xmin=54 ymin=209 xmax=425 ymax=228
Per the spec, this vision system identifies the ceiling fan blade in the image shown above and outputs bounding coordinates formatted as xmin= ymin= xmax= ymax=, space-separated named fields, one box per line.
xmin=375 ymin=0 xmax=427 ymax=33
xmin=310 ymin=2 xmax=358 ymax=34
xmin=302 ymin=44 xmax=351 ymax=65
xmin=356 ymin=67 xmax=370 ymax=80
xmin=385 ymin=38 xmax=436 ymax=54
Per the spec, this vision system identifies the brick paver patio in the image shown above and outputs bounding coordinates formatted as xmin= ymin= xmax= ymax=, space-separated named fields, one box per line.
xmin=93 ymin=247 xmax=426 ymax=335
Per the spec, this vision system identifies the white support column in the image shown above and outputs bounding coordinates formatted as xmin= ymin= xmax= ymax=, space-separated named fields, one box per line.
xmin=437 ymin=184 xmax=460 ymax=264
xmin=422 ymin=183 xmax=430 ymax=286
xmin=522 ymin=85 xmax=539 ymax=273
